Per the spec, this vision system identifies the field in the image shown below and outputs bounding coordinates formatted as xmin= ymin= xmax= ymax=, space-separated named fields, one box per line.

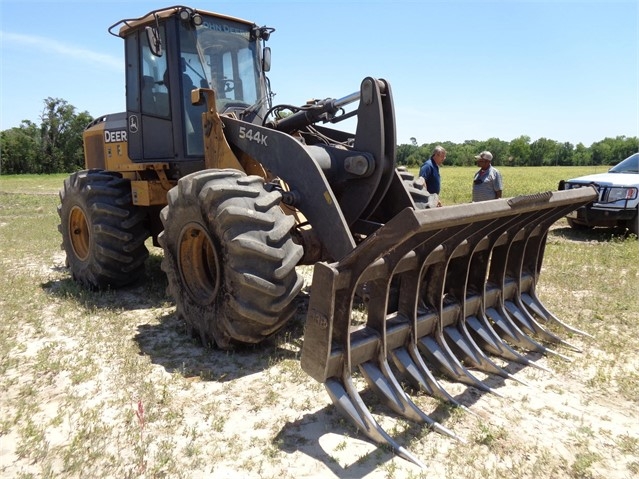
xmin=0 ymin=169 xmax=638 ymax=479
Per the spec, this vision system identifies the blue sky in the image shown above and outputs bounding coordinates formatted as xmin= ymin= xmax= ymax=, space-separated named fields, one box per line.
xmin=1 ymin=0 xmax=637 ymax=146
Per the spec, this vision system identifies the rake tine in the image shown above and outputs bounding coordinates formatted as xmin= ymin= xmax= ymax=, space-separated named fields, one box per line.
xmin=390 ymin=345 xmax=468 ymax=409
xmin=325 ymin=376 xmax=427 ymax=469
xmin=359 ymin=358 xmax=465 ymax=442
xmin=520 ymin=292 xmax=593 ymax=339
xmin=363 ymin=273 xmax=464 ymax=442
xmin=444 ymin=324 xmax=529 ymax=386
xmin=466 ymin=314 xmax=551 ymax=373
xmin=443 ymin=325 xmax=519 ymax=380
xmin=418 ymin=333 xmax=503 ymax=397
xmin=381 ymin=225 xmax=479 ymax=411
xmin=485 ymin=306 xmax=548 ymax=353
xmin=488 ymin=306 xmax=572 ymax=362
xmin=504 ymin=300 xmax=581 ymax=352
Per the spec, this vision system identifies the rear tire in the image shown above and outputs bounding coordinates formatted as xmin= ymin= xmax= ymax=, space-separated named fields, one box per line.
xmin=159 ymin=169 xmax=304 ymax=348
xmin=58 ymin=169 xmax=149 ymax=289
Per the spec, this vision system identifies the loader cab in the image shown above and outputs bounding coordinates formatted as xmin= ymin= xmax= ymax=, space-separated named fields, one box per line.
xmin=112 ymin=6 xmax=273 ymax=174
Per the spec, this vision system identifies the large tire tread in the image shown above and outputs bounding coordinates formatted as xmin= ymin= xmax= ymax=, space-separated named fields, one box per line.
xmin=160 ymin=169 xmax=304 ymax=348
xmin=58 ymin=169 xmax=150 ymax=289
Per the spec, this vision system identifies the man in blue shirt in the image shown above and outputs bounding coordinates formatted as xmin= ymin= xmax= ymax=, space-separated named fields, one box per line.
xmin=419 ymin=145 xmax=446 ymax=207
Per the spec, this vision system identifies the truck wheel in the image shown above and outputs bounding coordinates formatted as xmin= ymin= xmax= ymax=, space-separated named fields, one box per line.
xmin=628 ymin=209 xmax=639 ymax=236
xmin=58 ymin=169 xmax=150 ymax=289
xmin=567 ymin=218 xmax=593 ymax=230
xmin=159 ymin=169 xmax=304 ymax=349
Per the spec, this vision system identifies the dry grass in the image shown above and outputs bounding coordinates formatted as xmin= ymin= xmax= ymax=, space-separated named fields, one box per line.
xmin=0 ymin=173 xmax=637 ymax=479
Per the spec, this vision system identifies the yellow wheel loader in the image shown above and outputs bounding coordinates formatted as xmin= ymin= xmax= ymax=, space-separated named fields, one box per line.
xmin=58 ymin=5 xmax=597 ymax=466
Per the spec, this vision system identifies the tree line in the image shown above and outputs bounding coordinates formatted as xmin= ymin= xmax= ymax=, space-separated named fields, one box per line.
xmin=1 ymin=97 xmax=637 ymax=175
xmin=398 ymin=135 xmax=638 ymax=169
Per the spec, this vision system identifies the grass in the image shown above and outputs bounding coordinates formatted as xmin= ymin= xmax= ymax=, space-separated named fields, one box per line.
xmin=0 ymin=171 xmax=638 ymax=479
xmin=406 ymin=165 xmax=609 ymax=206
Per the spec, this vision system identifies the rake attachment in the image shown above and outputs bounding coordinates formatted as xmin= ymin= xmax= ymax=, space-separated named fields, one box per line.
xmin=300 ymin=186 xmax=597 ymax=466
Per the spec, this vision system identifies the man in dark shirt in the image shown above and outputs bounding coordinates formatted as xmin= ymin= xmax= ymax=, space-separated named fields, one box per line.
xmin=419 ymin=145 xmax=446 ymax=206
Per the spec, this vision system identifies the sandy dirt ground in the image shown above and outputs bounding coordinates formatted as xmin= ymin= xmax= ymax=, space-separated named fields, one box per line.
xmin=1 ymin=249 xmax=638 ymax=479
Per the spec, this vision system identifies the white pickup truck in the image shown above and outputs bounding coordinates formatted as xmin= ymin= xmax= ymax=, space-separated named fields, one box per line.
xmin=560 ymin=152 xmax=638 ymax=236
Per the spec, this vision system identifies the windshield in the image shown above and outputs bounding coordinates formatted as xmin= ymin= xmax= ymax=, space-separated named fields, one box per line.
xmin=609 ymin=153 xmax=639 ymax=174
xmin=177 ymin=15 xmax=266 ymax=155
xmin=179 ymin=15 xmax=264 ymax=110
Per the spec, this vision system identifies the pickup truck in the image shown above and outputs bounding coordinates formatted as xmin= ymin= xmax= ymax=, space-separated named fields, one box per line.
xmin=559 ymin=152 xmax=638 ymax=236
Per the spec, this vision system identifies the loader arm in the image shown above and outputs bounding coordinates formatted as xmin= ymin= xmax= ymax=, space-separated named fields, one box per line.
xmin=222 ymin=77 xmax=402 ymax=261
xmin=222 ymin=115 xmax=357 ymax=260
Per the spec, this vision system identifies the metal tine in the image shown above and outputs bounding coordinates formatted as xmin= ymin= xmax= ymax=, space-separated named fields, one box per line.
xmin=376 ymin=224 xmax=482 ymax=410
xmin=503 ymin=204 xmax=589 ymax=351
xmin=325 ymin=376 xmax=427 ymax=469
xmin=504 ymin=236 xmax=581 ymax=351
xmin=359 ymin=277 xmax=465 ymax=442
xmin=512 ymin=210 xmax=593 ymax=339
xmin=442 ymin=326 xmax=527 ymax=386
xmin=504 ymin=300 xmax=581 ymax=352
xmin=465 ymin=315 xmax=551 ymax=373
xmin=485 ymin=206 xmax=575 ymax=361
xmin=484 ymin=305 xmax=551 ymax=352
xmin=329 ymin=289 xmax=430 ymax=468
xmin=391 ymin=224 xmax=501 ymax=395
xmin=441 ymin=213 xmax=539 ymax=385
xmin=317 ymin=226 xmax=463 ymax=461
xmin=461 ymin=207 xmax=557 ymax=373
xmin=520 ymin=292 xmax=593 ymax=338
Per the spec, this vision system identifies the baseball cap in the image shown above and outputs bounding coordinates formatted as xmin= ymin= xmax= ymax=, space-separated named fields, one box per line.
xmin=474 ymin=151 xmax=493 ymax=161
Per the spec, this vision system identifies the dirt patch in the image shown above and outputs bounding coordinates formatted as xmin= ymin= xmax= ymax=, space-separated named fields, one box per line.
xmin=1 ymin=247 xmax=638 ymax=479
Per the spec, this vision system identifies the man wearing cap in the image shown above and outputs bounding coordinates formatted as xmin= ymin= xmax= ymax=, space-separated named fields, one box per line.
xmin=472 ymin=151 xmax=503 ymax=202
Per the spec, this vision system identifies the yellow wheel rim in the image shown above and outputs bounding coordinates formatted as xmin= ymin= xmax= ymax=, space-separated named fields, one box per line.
xmin=178 ymin=223 xmax=220 ymax=305
xmin=69 ymin=206 xmax=90 ymax=261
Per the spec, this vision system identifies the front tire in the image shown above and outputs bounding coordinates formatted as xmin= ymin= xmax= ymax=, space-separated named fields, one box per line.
xmin=567 ymin=218 xmax=593 ymax=230
xmin=58 ymin=169 xmax=150 ymax=289
xmin=159 ymin=169 xmax=304 ymax=348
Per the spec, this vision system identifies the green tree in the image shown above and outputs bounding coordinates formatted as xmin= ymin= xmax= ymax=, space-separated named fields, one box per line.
xmin=0 ymin=97 xmax=91 ymax=174
xmin=0 ymin=121 xmax=41 ymax=174
xmin=530 ymin=137 xmax=558 ymax=166
xmin=508 ymin=135 xmax=532 ymax=166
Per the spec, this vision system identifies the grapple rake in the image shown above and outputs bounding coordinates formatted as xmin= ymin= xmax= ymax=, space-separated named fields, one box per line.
xmin=300 ymin=186 xmax=596 ymax=466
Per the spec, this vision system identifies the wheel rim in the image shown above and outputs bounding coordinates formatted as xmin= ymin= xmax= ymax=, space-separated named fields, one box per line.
xmin=178 ymin=223 xmax=221 ymax=305
xmin=69 ymin=206 xmax=90 ymax=261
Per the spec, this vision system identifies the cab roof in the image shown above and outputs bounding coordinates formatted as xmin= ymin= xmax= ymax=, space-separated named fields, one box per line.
xmin=109 ymin=5 xmax=256 ymax=38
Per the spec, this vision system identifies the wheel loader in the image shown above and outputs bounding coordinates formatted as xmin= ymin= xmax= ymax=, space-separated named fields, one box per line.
xmin=58 ymin=5 xmax=597 ymax=466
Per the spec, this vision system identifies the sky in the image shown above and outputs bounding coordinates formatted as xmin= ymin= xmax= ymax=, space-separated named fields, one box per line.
xmin=1 ymin=0 xmax=637 ymax=147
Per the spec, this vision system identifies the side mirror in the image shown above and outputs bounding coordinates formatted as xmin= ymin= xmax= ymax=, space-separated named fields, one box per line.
xmin=262 ymin=47 xmax=271 ymax=72
xmin=146 ymin=26 xmax=163 ymax=57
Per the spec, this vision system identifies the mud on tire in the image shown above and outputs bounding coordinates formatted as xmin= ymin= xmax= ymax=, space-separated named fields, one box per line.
xmin=58 ymin=169 xmax=150 ymax=289
xmin=159 ymin=169 xmax=304 ymax=348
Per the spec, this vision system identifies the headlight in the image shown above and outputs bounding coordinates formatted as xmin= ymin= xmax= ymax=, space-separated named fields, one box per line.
xmin=607 ymin=187 xmax=638 ymax=202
